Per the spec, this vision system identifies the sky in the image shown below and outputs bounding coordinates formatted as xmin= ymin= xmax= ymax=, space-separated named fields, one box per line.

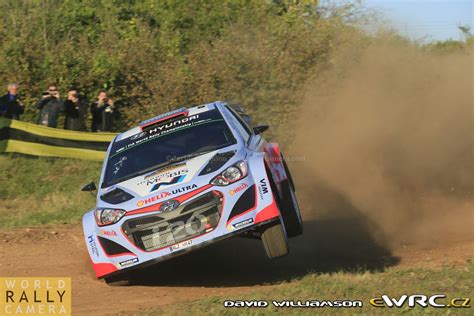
xmin=363 ymin=0 xmax=473 ymax=41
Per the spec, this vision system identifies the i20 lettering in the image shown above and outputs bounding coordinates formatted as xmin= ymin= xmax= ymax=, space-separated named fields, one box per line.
xmin=149 ymin=213 xmax=207 ymax=246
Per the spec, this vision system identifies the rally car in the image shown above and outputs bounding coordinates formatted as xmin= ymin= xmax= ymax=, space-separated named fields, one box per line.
xmin=81 ymin=101 xmax=302 ymax=285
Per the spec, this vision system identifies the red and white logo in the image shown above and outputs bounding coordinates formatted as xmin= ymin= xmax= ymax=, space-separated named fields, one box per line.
xmin=229 ymin=183 xmax=248 ymax=196
xmin=136 ymin=192 xmax=171 ymax=207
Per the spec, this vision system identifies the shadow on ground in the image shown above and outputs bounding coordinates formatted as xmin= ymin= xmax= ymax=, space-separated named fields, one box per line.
xmin=129 ymin=179 xmax=400 ymax=287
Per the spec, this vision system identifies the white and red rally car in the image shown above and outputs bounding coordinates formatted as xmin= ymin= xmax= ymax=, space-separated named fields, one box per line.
xmin=82 ymin=101 xmax=302 ymax=285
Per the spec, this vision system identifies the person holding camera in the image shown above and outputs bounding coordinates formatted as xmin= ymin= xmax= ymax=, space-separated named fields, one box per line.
xmin=36 ymin=84 xmax=63 ymax=128
xmin=64 ymin=89 xmax=88 ymax=131
xmin=91 ymin=90 xmax=115 ymax=132
xmin=0 ymin=83 xmax=24 ymax=120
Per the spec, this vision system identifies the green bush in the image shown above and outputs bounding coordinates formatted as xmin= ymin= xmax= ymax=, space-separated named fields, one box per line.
xmin=0 ymin=0 xmax=362 ymax=135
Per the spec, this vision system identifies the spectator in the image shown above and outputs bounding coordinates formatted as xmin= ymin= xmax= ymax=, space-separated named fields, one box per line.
xmin=0 ymin=83 xmax=24 ymax=120
xmin=36 ymin=84 xmax=62 ymax=127
xmin=64 ymin=89 xmax=88 ymax=131
xmin=91 ymin=90 xmax=115 ymax=132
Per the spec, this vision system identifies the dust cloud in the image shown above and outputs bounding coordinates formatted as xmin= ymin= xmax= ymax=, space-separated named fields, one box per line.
xmin=290 ymin=44 xmax=473 ymax=248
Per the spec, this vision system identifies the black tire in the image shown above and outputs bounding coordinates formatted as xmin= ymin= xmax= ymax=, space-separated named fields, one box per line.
xmin=281 ymin=153 xmax=295 ymax=191
xmin=104 ymin=273 xmax=131 ymax=286
xmin=280 ymin=179 xmax=303 ymax=237
xmin=261 ymin=223 xmax=289 ymax=259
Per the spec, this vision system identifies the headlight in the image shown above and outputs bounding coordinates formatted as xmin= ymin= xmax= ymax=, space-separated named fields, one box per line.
xmin=94 ymin=208 xmax=126 ymax=226
xmin=210 ymin=160 xmax=248 ymax=186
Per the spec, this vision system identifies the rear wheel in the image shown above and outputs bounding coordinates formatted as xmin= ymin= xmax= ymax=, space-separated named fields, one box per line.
xmin=261 ymin=222 xmax=289 ymax=259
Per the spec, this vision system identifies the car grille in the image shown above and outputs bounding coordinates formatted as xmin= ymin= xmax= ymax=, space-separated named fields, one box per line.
xmin=122 ymin=191 xmax=223 ymax=252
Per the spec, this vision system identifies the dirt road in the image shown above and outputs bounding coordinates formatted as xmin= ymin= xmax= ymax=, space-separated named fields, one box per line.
xmin=1 ymin=219 xmax=473 ymax=315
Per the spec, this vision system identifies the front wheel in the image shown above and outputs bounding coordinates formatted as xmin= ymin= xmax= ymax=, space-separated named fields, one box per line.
xmin=104 ymin=273 xmax=131 ymax=286
xmin=261 ymin=222 xmax=289 ymax=259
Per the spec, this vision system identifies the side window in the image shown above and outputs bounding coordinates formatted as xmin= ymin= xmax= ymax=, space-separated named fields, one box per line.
xmin=225 ymin=106 xmax=251 ymax=143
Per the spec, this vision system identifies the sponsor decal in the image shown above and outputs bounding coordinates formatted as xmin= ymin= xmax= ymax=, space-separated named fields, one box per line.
xmin=0 ymin=277 xmax=72 ymax=315
xmin=119 ymin=258 xmax=139 ymax=267
xmin=116 ymin=116 xmax=201 ymax=154
xmin=136 ymin=184 xmax=198 ymax=207
xmin=146 ymin=115 xmax=199 ymax=135
xmin=139 ymin=164 xmax=188 ymax=186
xmin=169 ymin=239 xmax=193 ymax=252
xmin=223 ymin=299 xmax=363 ymax=308
xmin=171 ymin=184 xmax=198 ymax=195
xmin=134 ymin=163 xmax=189 ymax=193
xmin=229 ymin=183 xmax=248 ymax=196
xmin=258 ymin=178 xmax=269 ymax=199
xmin=149 ymin=175 xmax=186 ymax=192
xmin=144 ymin=163 xmax=187 ymax=180
xmin=99 ymin=229 xmax=117 ymax=237
xmin=136 ymin=192 xmax=171 ymax=207
xmin=370 ymin=294 xmax=471 ymax=309
xmin=232 ymin=218 xmax=254 ymax=229
xmin=137 ymin=184 xmax=198 ymax=207
xmin=87 ymin=235 xmax=99 ymax=257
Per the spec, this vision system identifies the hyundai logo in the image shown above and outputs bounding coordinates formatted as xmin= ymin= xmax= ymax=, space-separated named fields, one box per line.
xmin=130 ymin=131 xmax=147 ymax=140
xmin=159 ymin=199 xmax=180 ymax=213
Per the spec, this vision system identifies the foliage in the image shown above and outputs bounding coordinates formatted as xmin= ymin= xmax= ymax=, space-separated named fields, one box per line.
xmin=423 ymin=26 xmax=474 ymax=54
xmin=0 ymin=0 xmax=362 ymax=135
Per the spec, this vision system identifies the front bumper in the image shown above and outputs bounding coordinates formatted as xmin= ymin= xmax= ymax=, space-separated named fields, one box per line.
xmin=123 ymin=190 xmax=223 ymax=252
xmin=98 ymin=217 xmax=279 ymax=280
xmin=83 ymin=178 xmax=280 ymax=279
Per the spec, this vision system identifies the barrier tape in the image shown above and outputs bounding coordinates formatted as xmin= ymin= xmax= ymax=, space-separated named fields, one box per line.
xmin=0 ymin=118 xmax=116 ymax=161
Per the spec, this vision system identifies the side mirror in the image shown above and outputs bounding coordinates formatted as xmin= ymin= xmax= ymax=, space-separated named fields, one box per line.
xmin=81 ymin=182 xmax=97 ymax=192
xmin=253 ymin=125 xmax=269 ymax=135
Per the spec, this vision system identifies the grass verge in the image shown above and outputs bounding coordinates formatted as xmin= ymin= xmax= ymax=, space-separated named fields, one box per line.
xmin=139 ymin=261 xmax=473 ymax=315
xmin=0 ymin=154 xmax=102 ymax=228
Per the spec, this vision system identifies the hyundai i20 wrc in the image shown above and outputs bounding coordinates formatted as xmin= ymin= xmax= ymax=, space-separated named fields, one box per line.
xmin=82 ymin=101 xmax=303 ymax=285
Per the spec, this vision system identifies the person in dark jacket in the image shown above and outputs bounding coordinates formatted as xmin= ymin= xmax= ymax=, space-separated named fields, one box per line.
xmin=91 ymin=90 xmax=115 ymax=132
xmin=64 ymin=89 xmax=88 ymax=131
xmin=36 ymin=85 xmax=63 ymax=128
xmin=0 ymin=83 xmax=24 ymax=120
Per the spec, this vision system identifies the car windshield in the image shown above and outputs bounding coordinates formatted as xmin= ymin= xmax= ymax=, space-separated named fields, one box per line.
xmin=102 ymin=109 xmax=235 ymax=187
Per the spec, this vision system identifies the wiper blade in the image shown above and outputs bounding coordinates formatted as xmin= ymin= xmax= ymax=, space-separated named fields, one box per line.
xmin=103 ymin=160 xmax=175 ymax=187
xmin=102 ymin=149 xmax=217 ymax=188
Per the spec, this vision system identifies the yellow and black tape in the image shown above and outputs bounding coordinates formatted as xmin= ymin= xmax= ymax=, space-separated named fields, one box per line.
xmin=0 ymin=118 xmax=116 ymax=161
